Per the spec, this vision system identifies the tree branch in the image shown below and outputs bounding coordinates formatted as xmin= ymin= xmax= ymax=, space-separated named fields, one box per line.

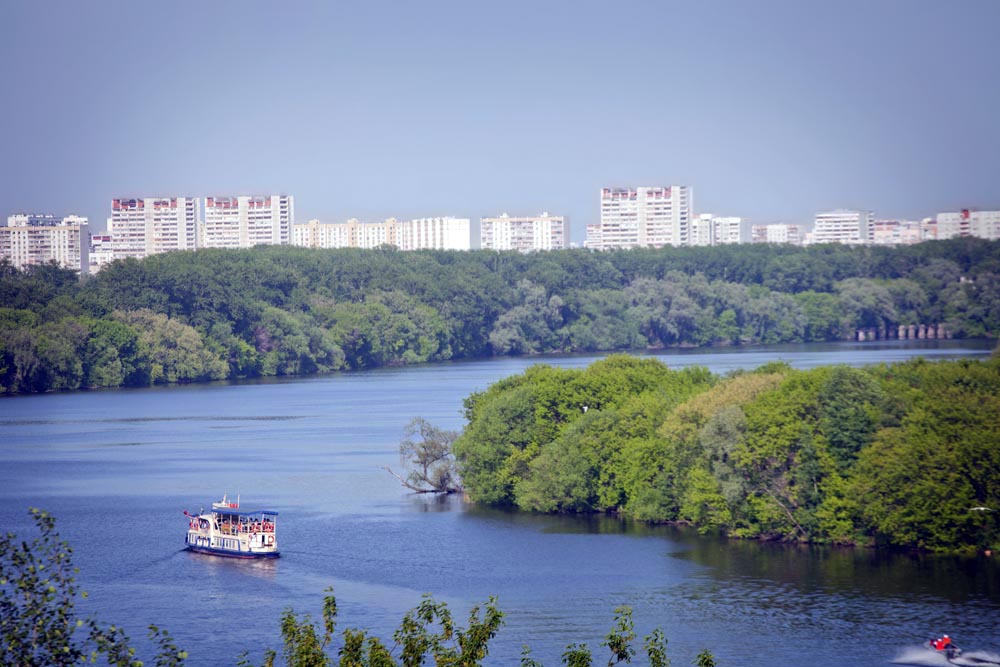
xmin=381 ymin=466 xmax=440 ymax=494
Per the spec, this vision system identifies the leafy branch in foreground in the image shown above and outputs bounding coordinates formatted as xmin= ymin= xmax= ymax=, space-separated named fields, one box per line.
xmin=243 ymin=590 xmax=697 ymax=667
xmin=0 ymin=508 xmax=187 ymax=667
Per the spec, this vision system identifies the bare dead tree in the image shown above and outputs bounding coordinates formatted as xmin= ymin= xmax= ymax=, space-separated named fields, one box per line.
xmin=383 ymin=417 xmax=462 ymax=494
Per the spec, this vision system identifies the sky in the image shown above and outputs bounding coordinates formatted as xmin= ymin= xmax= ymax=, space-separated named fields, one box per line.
xmin=2 ymin=0 xmax=999 ymax=244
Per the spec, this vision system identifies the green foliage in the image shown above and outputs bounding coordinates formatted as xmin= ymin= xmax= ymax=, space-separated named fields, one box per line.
xmin=456 ymin=354 xmax=1000 ymax=553
xmin=643 ymin=629 xmax=669 ymax=667
xmin=602 ymin=606 xmax=636 ymax=666
xmin=243 ymin=591 xmax=505 ymax=667
xmin=0 ymin=508 xmax=185 ymax=667
xmin=455 ymin=355 xmax=714 ymax=511
xmin=693 ymin=649 xmax=717 ymax=667
xmin=2 ymin=240 xmax=997 ymax=394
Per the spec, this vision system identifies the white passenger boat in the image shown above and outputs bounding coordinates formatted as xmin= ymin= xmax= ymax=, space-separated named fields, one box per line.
xmin=184 ymin=494 xmax=280 ymax=559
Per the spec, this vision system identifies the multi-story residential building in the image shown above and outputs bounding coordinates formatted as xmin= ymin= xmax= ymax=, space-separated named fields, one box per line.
xmin=713 ymin=216 xmax=744 ymax=245
xmin=598 ymin=186 xmax=692 ymax=249
xmin=751 ymin=223 xmax=804 ymax=245
xmin=108 ymin=197 xmax=200 ymax=261
xmin=869 ymin=219 xmax=925 ymax=246
xmin=292 ymin=218 xmax=353 ymax=248
xmin=201 ymin=195 xmax=294 ymax=248
xmin=88 ymin=233 xmax=114 ymax=273
xmin=359 ymin=217 xmax=399 ymax=248
xmin=809 ymin=209 xmax=873 ymax=245
xmin=1 ymin=214 xmax=89 ymax=273
xmin=691 ymin=214 xmax=745 ymax=246
xmin=936 ymin=209 xmax=1000 ymax=241
xmin=290 ymin=216 xmax=468 ymax=251
xmin=480 ymin=212 xmax=567 ymax=252
xmin=398 ymin=217 xmax=470 ymax=251
xmin=920 ymin=217 xmax=938 ymax=240
xmin=690 ymin=215 xmax=714 ymax=247
xmin=584 ymin=224 xmax=602 ymax=250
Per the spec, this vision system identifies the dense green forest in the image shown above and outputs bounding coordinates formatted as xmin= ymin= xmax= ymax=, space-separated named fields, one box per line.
xmin=2 ymin=238 xmax=999 ymax=394
xmin=452 ymin=354 xmax=1000 ymax=553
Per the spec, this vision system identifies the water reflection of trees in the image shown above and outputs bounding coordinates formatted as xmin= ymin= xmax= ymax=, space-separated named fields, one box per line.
xmin=670 ymin=527 xmax=1000 ymax=605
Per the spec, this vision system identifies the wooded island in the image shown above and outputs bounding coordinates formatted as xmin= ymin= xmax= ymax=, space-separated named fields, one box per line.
xmin=452 ymin=354 xmax=999 ymax=553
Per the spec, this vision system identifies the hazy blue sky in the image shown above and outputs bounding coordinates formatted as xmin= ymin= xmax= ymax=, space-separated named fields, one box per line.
xmin=2 ymin=0 xmax=998 ymax=243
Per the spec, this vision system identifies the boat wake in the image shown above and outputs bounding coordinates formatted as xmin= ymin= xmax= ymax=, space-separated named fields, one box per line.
xmin=892 ymin=645 xmax=1000 ymax=667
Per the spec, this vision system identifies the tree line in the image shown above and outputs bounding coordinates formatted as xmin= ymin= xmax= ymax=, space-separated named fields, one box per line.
xmin=452 ymin=354 xmax=1000 ymax=553
xmin=2 ymin=238 xmax=999 ymax=394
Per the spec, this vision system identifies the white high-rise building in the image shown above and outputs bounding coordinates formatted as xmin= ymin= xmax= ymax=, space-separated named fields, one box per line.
xmin=480 ymin=212 xmax=567 ymax=252
xmin=399 ymin=217 xmax=470 ymax=251
xmin=359 ymin=218 xmax=398 ymax=248
xmin=936 ymin=209 xmax=1000 ymax=240
xmin=690 ymin=214 xmax=745 ymax=247
xmin=108 ymin=197 xmax=200 ymax=261
xmin=1 ymin=214 xmax=89 ymax=273
xmin=89 ymin=233 xmax=114 ymax=273
xmin=751 ymin=224 xmax=804 ymax=245
xmin=810 ymin=209 xmax=872 ymax=245
xmin=292 ymin=218 xmax=354 ymax=248
xmin=202 ymin=195 xmax=294 ymax=248
xmin=713 ymin=216 xmax=744 ymax=245
xmin=869 ymin=219 xmax=925 ymax=246
xmin=598 ymin=186 xmax=692 ymax=249
xmin=291 ymin=216 xmax=468 ymax=251
xmin=690 ymin=215 xmax=714 ymax=247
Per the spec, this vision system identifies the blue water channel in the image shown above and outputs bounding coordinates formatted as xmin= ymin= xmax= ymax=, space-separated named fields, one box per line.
xmin=1 ymin=340 xmax=997 ymax=666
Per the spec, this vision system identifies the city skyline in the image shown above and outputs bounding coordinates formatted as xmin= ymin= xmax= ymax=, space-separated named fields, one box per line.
xmin=2 ymin=1 xmax=999 ymax=245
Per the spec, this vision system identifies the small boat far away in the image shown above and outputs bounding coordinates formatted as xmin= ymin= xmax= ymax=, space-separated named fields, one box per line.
xmin=184 ymin=494 xmax=280 ymax=559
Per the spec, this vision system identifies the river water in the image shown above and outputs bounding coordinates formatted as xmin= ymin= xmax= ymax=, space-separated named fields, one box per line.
xmin=1 ymin=340 xmax=998 ymax=667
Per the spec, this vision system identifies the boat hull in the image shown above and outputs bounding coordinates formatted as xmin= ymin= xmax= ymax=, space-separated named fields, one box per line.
xmin=186 ymin=544 xmax=280 ymax=559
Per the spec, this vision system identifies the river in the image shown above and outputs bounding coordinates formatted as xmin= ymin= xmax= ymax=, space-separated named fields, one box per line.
xmin=1 ymin=340 xmax=998 ymax=666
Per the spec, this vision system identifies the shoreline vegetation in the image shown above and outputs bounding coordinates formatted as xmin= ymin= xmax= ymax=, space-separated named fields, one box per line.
xmin=2 ymin=238 xmax=999 ymax=395
xmin=451 ymin=354 xmax=1000 ymax=554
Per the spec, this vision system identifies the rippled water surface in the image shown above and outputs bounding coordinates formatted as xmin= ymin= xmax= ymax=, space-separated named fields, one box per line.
xmin=1 ymin=340 xmax=997 ymax=666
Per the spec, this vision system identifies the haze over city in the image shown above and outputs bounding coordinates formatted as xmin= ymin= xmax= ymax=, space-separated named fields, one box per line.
xmin=2 ymin=0 xmax=998 ymax=244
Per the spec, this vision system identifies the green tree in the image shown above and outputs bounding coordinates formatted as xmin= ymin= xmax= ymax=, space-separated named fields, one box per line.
xmin=114 ymin=309 xmax=228 ymax=384
xmin=1 ymin=508 xmax=186 ymax=667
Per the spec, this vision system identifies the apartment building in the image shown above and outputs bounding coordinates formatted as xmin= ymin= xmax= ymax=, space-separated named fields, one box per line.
xmin=1 ymin=213 xmax=89 ymax=273
xmin=480 ymin=212 xmax=567 ymax=252
xmin=291 ymin=216 xmax=468 ymax=251
xmin=936 ymin=209 xmax=1000 ymax=241
xmin=292 ymin=218 xmax=353 ymax=248
xmin=751 ymin=223 xmax=804 ymax=245
xmin=869 ymin=220 xmax=926 ymax=246
xmin=202 ymin=195 xmax=294 ymax=249
xmin=108 ymin=197 xmax=200 ymax=260
xmin=88 ymin=233 xmax=114 ymax=273
xmin=598 ymin=186 xmax=692 ymax=249
xmin=809 ymin=209 xmax=873 ymax=245
xmin=398 ymin=217 xmax=470 ymax=251
xmin=690 ymin=214 xmax=744 ymax=246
